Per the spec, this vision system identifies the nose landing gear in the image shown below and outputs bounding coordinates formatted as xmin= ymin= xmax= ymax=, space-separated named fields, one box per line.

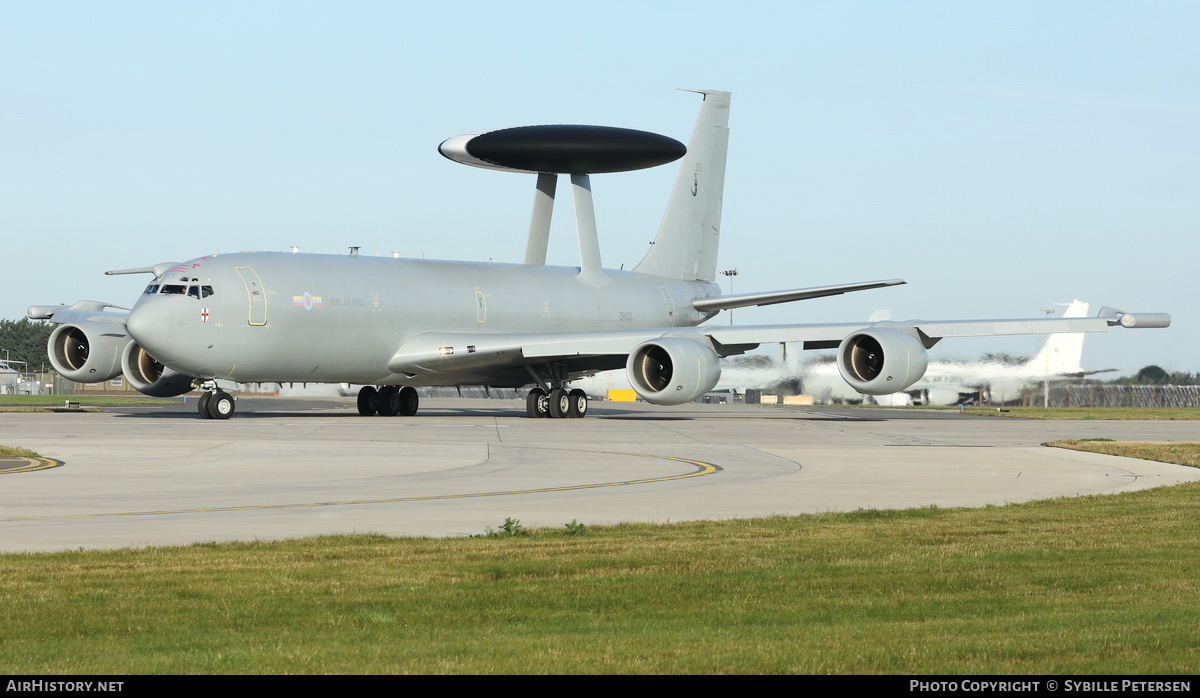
xmin=196 ymin=382 xmax=235 ymax=419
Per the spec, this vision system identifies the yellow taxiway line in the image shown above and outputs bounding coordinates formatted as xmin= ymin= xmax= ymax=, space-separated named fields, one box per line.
xmin=0 ymin=457 xmax=63 ymax=474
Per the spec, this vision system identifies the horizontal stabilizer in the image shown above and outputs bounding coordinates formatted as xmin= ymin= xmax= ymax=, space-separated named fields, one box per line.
xmin=692 ymin=279 xmax=906 ymax=312
xmin=1062 ymin=368 xmax=1120 ymax=378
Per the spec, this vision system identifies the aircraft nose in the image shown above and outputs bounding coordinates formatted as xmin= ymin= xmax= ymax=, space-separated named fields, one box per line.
xmin=126 ymin=297 xmax=172 ymax=352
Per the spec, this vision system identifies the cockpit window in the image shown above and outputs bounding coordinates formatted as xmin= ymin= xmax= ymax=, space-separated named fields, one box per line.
xmin=157 ymin=283 xmax=212 ymax=298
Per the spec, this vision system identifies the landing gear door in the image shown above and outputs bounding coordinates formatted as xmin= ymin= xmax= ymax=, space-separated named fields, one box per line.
xmin=235 ymin=266 xmax=268 ymax=326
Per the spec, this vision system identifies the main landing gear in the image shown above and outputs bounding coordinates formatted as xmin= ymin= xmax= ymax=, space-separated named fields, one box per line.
xmin=526 ymin=387 xmax=589 ymax=418
xmin=525 ymin=363 xmax=590 ymax=418
xmin=197 ymin=385 xmax=236 ymax=420
xmin=356 ymin=385 xmax=419 ymax=417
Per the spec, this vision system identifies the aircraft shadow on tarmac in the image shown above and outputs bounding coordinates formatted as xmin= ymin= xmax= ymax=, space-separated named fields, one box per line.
xmin=112 ymin=411 xmax=703 ymax=421
xmin=107 ymin=405 xmax=892 ymax=422
xmin=102 ymin=397 xmax=980 ymax=422
xmin=106 ymin=401 xmax=675 ymax=420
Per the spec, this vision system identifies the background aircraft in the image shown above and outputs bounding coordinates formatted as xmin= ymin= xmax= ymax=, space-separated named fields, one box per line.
xmin=27 ymin=92 xmax=1169 ymax=419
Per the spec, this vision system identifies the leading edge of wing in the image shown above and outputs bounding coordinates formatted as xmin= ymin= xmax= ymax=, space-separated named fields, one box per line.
xmin=705 ymin=309 xmax=1170 ymax=347
xmin=692 ymin=279 xmax=906 ymax=312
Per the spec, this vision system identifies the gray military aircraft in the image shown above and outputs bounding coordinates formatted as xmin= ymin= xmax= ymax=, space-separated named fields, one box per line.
xmin=28 ymin=90 xmax=1170 ymax=419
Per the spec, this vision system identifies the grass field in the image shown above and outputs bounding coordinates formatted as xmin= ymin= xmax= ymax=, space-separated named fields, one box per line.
xmin=1049 ymin=440 xmax=1200 ymax=468
xmin=1 ymin=441 xmax=1197 ymax=674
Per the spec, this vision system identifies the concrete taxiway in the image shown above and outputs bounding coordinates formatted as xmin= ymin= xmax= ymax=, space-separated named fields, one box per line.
xmin=1 ymin=398 xmax=1198 ymax=552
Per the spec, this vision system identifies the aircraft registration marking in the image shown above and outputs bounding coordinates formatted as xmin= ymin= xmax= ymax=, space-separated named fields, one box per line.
xmin=0 ymin=452 xmax=720 ymax=521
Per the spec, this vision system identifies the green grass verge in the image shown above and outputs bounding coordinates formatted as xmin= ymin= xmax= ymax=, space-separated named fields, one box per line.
xmin=0 ymin=445 xmax=42 ymax=458
xmin=901 ymin=406 xmax=1200 ymax=420
xmin=1048 ymin=440 xmax=1200 ymax=469
xmin=2 ymin=481 xmax=1198 ymax=673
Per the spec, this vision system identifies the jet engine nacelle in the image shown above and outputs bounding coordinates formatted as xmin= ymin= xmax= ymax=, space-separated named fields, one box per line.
xmin=836 ymin=327 xmax=929 ymax=395
xmin=47 ymin=322 xmax=131 ymax=383
xmin=121 ymin=342 xmax=195 ymax=397
xmin=626 ymin=337 xmax=722 ymax=405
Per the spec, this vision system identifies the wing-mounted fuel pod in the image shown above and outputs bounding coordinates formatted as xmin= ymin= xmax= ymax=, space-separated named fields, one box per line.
xmin=439 ymin=125 xmax=686 ymax=285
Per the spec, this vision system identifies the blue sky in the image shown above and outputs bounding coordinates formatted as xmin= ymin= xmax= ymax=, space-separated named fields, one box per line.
xmin=3 ymin=1 xmax=1195 ymax=375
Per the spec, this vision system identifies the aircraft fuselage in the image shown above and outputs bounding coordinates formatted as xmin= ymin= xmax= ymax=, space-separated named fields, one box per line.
xmin=126 ymin=252 xmax=720 ymax=387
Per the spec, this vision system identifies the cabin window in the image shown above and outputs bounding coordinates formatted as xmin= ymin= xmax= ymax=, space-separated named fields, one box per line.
xmin=187 ymin=286 xmax=201 ymax=299
xmin=144 ymin=285 xmax=160 ymax=294
xmin=160 ymin=285 xmax=186 ymax=295
xmin=201 ymin=285 xmax=215 ymax=298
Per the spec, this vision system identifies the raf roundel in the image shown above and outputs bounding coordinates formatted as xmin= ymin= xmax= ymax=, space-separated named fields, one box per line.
xmin=438 ymin=125 xmax=686 ymax=175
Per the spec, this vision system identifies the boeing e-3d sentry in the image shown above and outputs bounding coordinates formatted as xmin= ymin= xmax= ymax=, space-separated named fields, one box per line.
xmin=28 ymin=91 xmax=1171 ymax=419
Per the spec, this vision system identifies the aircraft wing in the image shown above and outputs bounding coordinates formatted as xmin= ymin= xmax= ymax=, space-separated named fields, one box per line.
xmin=27 ymin=263 xmax=174 ymax=324
xmin=387 ymin=309 xmax=1169 ymax=377
xmin=692 ymin=279 xmax=906 ymax=312
xmin=27 ymin=301 xmax=130 ymax=326
xmin=711 ymin=315 xmax=1121 ymax=350
xmin=388 ymin=329 xmax=667 ymax=374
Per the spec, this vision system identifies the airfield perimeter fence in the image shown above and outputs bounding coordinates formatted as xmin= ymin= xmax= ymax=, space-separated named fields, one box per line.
xmin=1043 ymin=384 xmax=1200 ymax=408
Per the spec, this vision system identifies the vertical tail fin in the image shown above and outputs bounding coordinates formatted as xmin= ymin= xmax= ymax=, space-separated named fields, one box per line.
xmin=633 ymin=90 xmax=730 ymax=281
xmin=1029 ymin=300 xmax=1089 ymax=374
